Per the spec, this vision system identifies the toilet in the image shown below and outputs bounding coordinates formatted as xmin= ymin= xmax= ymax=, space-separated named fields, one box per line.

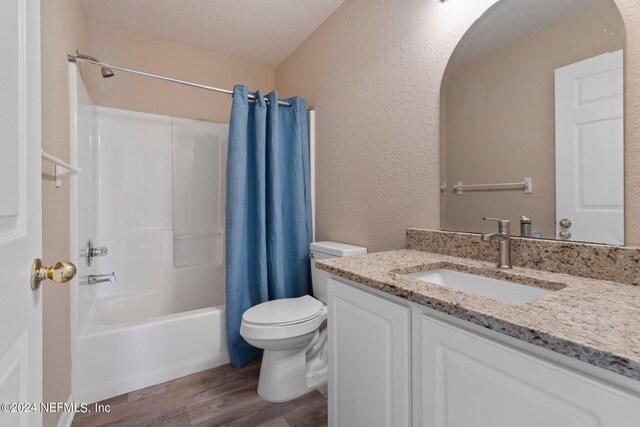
xmin=240 ymin=241 xmax=367 ymax=402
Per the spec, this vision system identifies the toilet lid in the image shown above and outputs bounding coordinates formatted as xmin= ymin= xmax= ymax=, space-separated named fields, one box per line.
xmin=242 ymin=295 xmax=324 ymax=326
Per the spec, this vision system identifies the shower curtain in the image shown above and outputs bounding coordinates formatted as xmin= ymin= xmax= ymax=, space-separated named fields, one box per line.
xmin=226 ymin=85 xmax=313 ymax=368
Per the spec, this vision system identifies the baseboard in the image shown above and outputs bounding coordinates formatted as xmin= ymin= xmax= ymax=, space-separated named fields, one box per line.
xmin=56 ymin=394 xmax=75 ymax=427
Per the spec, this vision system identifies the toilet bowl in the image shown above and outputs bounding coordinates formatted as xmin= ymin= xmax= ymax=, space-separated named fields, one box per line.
xmin=240 ymin=241 xmax=367 ymax=402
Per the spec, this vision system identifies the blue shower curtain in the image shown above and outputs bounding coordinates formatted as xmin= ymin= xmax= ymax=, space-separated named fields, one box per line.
xmin=225 ymin=85 xmax=313 ymax=368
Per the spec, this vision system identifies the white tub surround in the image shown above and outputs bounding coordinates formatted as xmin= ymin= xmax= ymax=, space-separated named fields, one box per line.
xmin=71 ymin=77 xmax=230 ymax=403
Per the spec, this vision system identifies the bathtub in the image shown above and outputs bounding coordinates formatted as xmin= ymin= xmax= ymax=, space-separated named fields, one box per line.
xmin=76 ymin=292 xmax=229 ymax=404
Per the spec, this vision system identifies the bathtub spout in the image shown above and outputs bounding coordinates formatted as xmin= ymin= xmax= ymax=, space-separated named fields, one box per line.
xmin=87 ymin=273 xmax=117 ymax=285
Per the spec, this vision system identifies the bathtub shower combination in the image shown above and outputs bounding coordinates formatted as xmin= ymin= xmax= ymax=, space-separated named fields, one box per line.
xmin=70 ymin=67 xmax=230 ymax=404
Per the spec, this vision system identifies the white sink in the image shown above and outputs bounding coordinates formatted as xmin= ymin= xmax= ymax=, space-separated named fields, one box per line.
xmin=405 ymin=268 xmax=552 ymax=304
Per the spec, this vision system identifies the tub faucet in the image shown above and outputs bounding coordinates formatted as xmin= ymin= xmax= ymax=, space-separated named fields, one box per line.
xmin=87 ymin=272 xmax=117 ymax=285
xmin=481 ymin=218 xmax=512 ymax=269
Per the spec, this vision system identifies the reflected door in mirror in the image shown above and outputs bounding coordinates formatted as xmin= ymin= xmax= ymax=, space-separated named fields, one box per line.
xmin=555 ymin=51 xmax=623 ymax=245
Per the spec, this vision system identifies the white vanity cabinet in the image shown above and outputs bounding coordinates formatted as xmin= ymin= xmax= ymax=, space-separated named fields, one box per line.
xmin=419 ymin=315 xmax=640 ymax=427
xmin=327 ymin=278 xmax=411 ymax=427
xmin=328 ymin=277 xmax=640 ymax=427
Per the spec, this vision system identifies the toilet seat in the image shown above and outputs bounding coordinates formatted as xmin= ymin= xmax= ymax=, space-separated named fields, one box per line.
xmin=243 ymin=295 xmax=323 ymax=326
xmin=240 ymin=296 xmax=327 ymax=341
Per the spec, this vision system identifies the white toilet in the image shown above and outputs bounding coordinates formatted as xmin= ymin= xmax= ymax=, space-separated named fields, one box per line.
xmin=240 ymin=241 xmax=367 ymax=402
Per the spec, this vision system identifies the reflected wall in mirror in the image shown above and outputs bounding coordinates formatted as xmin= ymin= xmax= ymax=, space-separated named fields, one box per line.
xmin=440 ymin=0 xmax=624 ymax=245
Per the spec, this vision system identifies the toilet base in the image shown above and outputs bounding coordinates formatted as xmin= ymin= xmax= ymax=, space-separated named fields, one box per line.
xmin=256 ymin=328 xmax=328 ymax=402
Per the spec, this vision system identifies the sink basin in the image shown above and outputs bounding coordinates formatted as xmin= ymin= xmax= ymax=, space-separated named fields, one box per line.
xmin=405 ymin=269 xmax=552 ymax=304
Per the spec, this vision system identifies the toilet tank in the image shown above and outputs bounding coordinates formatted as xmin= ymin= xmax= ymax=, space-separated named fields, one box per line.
xmin=310 ymin=241 xmax=367 ymax=303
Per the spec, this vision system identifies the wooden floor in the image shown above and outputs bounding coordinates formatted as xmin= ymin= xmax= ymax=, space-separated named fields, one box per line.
xmin=71 ymin=359 xmax=328 ymax=427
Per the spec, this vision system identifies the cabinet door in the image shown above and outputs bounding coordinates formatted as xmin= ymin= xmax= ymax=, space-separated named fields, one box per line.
xmin=421 ymin=314 xmax=640 ymax=427
xmin=327 ymin=278 xmax=411 ymax=427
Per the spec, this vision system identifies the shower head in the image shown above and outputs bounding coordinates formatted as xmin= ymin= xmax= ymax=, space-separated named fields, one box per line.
xmin=75 ymin=50 xmax=115 ymax=78
xmin=101 ymin=67 xmax=115 ymax=78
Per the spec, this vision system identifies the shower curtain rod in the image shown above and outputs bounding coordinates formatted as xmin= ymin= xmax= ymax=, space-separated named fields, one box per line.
xmin=68 ymin=54 xmax=314 ymax=111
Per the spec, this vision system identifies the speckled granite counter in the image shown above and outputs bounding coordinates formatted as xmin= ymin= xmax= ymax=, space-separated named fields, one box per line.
xmin=316 ymin=249 xmax=640 ymax=381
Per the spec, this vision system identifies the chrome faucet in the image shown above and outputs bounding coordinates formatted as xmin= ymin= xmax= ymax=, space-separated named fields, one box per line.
xmin=481 ymin=218 xmax=512 ymax=269
xmin=87 ymin=272 xmax=117 ymax=285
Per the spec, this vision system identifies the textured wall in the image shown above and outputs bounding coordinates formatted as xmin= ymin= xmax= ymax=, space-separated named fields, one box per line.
xmin=41 ymin=1 xmax=87 ymax=425
xmin=276 ymin=0 xmax=640 ymax=251
xmin=82 ymin=21 xmax=276 ymax=124
xmin=276 ymin=0 xmax=499 ymax=252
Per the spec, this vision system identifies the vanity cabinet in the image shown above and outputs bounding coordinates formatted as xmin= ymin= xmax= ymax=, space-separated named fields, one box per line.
xmin=419 ymin=315 xmax=640 ymax=427
xmin=327 ymin=278 xmax=411 ymax=427
xmin=328 ymin=277 xmax=640 ymax=427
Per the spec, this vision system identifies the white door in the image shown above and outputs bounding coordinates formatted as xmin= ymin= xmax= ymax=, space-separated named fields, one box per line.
xmin=0 ymin=0 xmax=43 ymax=426
xmin=555 ymin=50 xmax=624 ymax=245
xmin=327 ymin=279 xmax=411 ymax=427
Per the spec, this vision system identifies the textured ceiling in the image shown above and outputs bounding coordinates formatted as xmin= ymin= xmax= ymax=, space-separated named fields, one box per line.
xmin=450 ymin=0 xmax=599 ymax=67
xmin=82 ymin=0 xmax=345 ymax=66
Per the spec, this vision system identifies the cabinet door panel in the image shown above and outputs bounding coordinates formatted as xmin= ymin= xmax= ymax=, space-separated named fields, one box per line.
xmin=421 ymin=315 xmax=640 ymax=427
xmin=328 ymin=279 xmax=410 ymax=427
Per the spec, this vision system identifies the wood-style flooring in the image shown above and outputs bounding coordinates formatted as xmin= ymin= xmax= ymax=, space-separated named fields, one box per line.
xmin=71 ymin=359 xmax=328 ymax=427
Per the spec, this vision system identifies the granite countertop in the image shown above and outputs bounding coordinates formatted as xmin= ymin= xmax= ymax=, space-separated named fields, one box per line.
xmin=316 ymin=249 xmax=640 ymax=381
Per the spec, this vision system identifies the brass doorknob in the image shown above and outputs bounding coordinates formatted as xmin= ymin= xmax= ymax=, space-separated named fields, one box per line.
xmin=30 ymin=258 xmax=77 ymax=290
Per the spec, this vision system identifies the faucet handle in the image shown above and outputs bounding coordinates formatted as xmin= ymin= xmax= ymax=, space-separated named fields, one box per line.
xmin=483 ymin=217 xmax=510 ymax=226
xmin=90 ymin=246 xmax=108 ymax=257
xmin=483 ymin=217 xmax=511 ymax=234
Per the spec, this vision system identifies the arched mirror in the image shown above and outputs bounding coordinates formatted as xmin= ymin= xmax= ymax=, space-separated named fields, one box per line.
xmin=440 ymin=0 xmax=624 ymax=245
